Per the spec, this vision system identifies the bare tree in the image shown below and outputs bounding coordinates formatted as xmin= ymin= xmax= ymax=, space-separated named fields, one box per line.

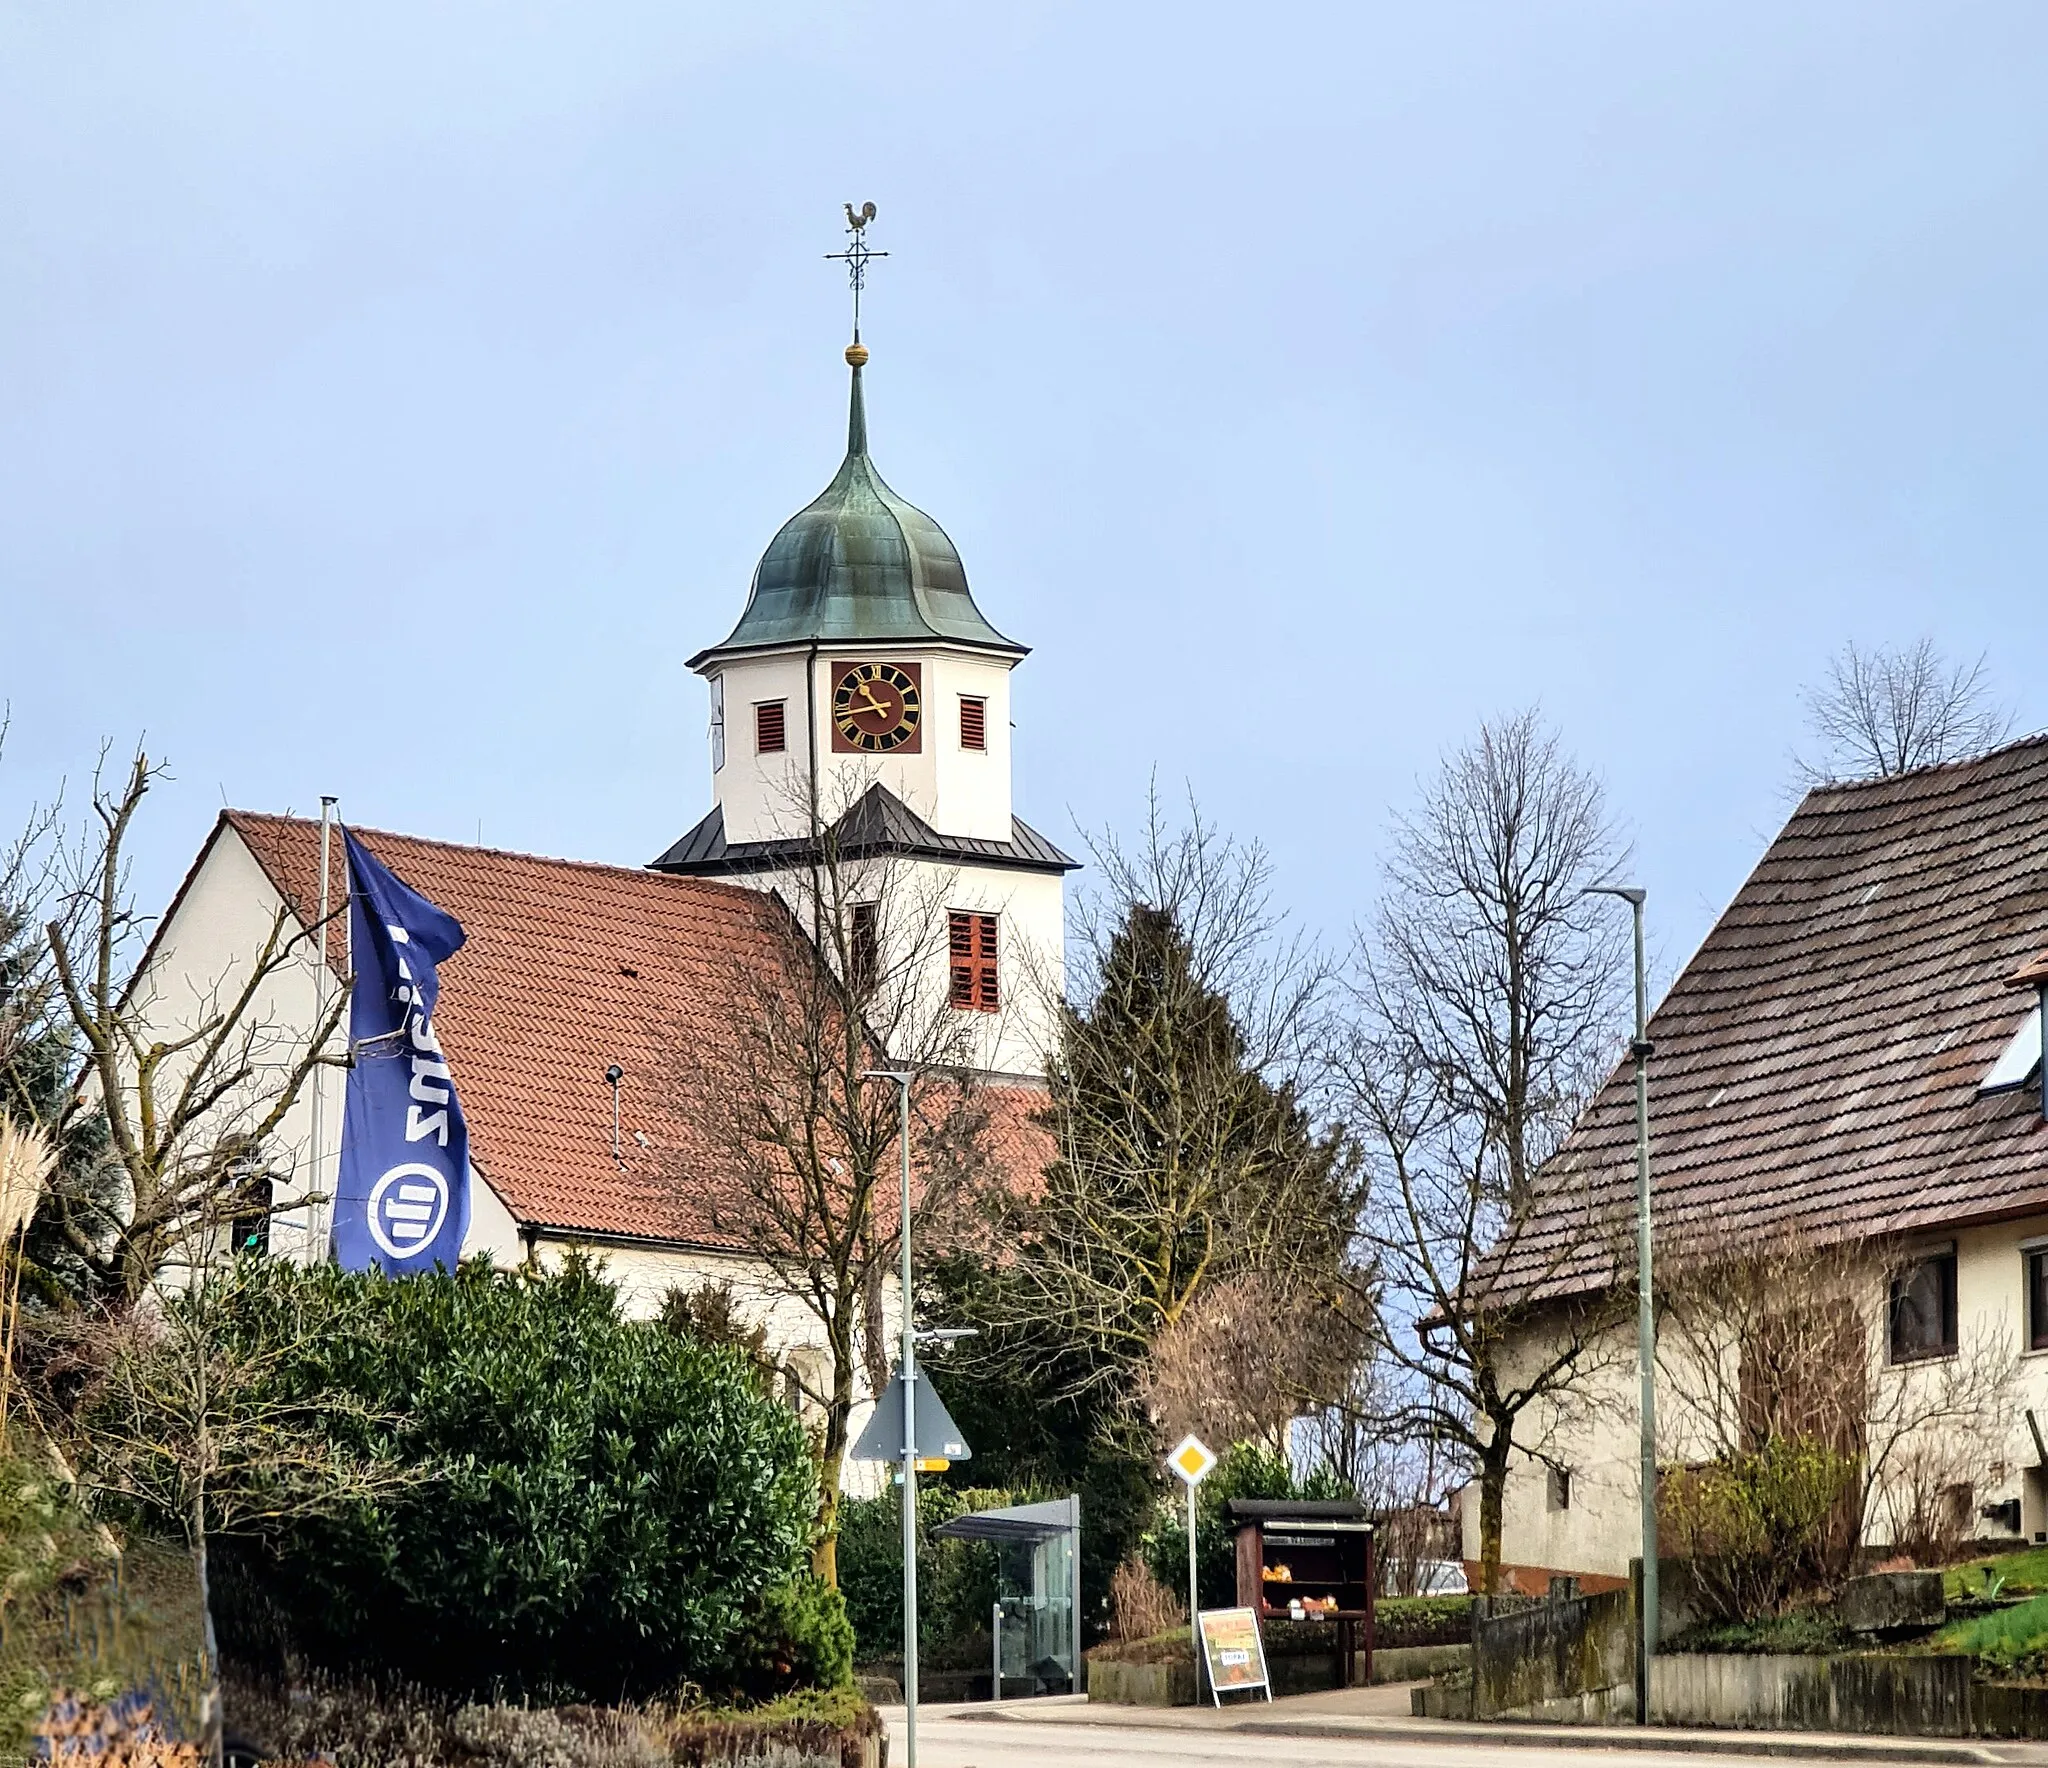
xmin=71 ymin=1247 xmax=418 ymax=1768
xmin=975 ymin=796 xmax=1359 ymax=1414
xmin=43 ymin=750 xmax=345 ymax=1306
xmin=1132 ymin=1268 xmax=1363 ymax=1454
xmin=663 ymin=772 xmax=996 ymax=1584
xmin=1796 ymin=638 xmax=2013 ymax=784
xmin=1338 ymin=710 xmax=1634 ymax=1594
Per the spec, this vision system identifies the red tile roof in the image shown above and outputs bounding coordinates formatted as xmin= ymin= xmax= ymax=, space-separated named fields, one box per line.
xmin=1504 ymin=736 xmax=2048 ymax=1303
xmin=222 ymin=812 xmax=1053 ymax=1248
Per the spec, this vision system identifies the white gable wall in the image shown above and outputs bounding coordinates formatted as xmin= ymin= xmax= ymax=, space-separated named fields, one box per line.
xmin=131 ymin=822 xmax=884 ymax=1465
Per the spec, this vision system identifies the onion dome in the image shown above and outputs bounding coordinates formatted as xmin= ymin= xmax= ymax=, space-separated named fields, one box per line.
xmin=688 ymin=348 xmax=1023 ymax=669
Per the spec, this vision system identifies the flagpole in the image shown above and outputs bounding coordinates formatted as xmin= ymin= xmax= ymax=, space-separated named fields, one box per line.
xmin=309 ymin=797 xmax=338 ymax=1256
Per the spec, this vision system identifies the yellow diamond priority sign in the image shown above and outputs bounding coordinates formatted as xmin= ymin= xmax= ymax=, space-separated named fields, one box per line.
xmin=1167 ymin=1434 xmax=1216 ymax=1486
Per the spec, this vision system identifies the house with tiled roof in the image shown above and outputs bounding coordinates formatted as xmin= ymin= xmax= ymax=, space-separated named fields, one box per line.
xmin=1474 ymin=736 xmax=2048 ymax=1590
xmin=130 ymin=337 xmax=1068 ymax=1466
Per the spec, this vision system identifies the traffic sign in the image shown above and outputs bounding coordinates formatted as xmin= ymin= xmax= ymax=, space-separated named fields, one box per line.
xmin=1166 ymin=1434 xmax=1216 ymax=1485
xmin=851 ymin=1367 xmax=972 ymax=1463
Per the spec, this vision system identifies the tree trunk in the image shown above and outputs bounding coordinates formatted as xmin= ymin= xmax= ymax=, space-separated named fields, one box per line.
xmin=1477 ymin=1436 xmax=1512 ymax=1597
xmin=811 ymin=1309 xmax=859 ymax=1586
xmin=192 ymin=1496 xmax=223 ymax=1768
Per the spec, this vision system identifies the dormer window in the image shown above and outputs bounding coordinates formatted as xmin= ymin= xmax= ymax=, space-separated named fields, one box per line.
xmin=1980 ymin=1005 xmax=2041 ymax=1095
xmin=755 ymin=701 xmax=787 ymax=755
xmin=960 ymin=696 xmax=987 ymax=752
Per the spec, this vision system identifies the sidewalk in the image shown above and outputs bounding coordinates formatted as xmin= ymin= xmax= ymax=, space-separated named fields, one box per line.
xmin=931 ymin=1688 xmax=2048 ymax=1765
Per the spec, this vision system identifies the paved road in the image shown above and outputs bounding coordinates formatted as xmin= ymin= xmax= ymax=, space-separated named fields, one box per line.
xmin=884 ymin=1711 xmax=1878 ymax=1768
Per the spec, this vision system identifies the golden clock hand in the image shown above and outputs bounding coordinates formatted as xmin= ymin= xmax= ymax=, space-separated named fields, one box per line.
xmin=858 ymin=685 xmax=894 ymax=716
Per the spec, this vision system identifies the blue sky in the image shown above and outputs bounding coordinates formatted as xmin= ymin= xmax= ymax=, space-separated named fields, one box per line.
xmin=4 ymin=1 xmax=2045 ymax=985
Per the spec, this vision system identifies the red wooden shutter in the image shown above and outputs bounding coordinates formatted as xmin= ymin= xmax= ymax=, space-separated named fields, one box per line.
xmin=755 ymin=701 xmax=786 ymax=754
xmin=975 ymin=913 xmax=999 ymax=1010
xmin=959 ymin=696 xmax=987 ymax=751
xmin=948 ymin=911 xmax=999 ymax=1011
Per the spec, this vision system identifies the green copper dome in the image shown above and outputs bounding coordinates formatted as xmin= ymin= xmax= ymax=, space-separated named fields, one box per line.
xmin=689 ymin=362 xmax=1023 ymax=669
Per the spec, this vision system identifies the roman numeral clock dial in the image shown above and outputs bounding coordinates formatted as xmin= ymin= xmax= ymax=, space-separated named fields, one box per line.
xmin=831 ymin=661 xmax=922 ymax=753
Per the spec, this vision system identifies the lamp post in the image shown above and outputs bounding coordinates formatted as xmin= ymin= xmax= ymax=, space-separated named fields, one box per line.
xmin=865 ymin=1069 xmax=920 ymax=1768
xmin=1589 ymin=886 xmax=1656 ymax=1721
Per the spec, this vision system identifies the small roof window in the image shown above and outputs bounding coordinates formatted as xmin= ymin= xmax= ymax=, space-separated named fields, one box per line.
xmin=1980 ymin=1004 xmax=2042 ymax=1095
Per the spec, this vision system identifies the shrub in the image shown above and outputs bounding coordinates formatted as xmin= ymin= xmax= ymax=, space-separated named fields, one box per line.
xmin=836 ymin=1483 xmax=1012 ymax=1665
xmin=1374 ymin=1595 xmax=1472 ymax=1649
xmin=716 ymin=1578 xmax=855 ymax=1699
xmin=1108 ymin=1554 xmax=1184 ymax=1640
xmin=212 ymin=1257 xmax=818 ymax=1701
xmin=224 ymin=1667 xmax=881 ymax=1768
xmin=1659 ymin=1435 xmax=1860 ymax=1617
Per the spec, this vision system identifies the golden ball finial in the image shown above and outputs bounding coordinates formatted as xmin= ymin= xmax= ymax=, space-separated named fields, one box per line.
xmin=845 ymin=342 xmax=870 ymax=368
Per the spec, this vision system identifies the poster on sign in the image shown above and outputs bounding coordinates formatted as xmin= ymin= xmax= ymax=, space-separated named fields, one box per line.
xmin=1196 ymin=1607 xmax=1272 ymax=1705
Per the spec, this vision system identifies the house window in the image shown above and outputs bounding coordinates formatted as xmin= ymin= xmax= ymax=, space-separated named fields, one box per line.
xmin=850 ymin=902 xmax=878 ymax=992
xmin=2028 ymin=1249 xmax=2048 ymax=1352
xmin=1889 ymin=1247 xmax=1959 ymax=1363
xmin=959 ymin=696 xmax=987 ymax=752
xmin=710 ymin=676 xmax=726 ymax=772
xmin=755 ymin=701 xmax=786 ymax=755
xmin=948 ymin=911 xmax=999 ymax=1012
xmin=1547 ymin=1467 xmax=1572 ymax=1512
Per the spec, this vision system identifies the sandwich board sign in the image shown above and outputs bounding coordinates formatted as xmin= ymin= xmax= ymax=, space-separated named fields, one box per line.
xmin=1198 ymin=1607 xmax=1272 ymax=1705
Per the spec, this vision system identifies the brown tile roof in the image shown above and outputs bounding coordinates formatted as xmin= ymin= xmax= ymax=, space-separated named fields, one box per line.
xmin=1504 ymin=735 xmax=2048 ymax=1303
xmin=222 ymin=812 xmax=1053 ymax=1248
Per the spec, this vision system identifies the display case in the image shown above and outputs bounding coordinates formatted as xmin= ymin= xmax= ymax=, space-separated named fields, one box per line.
xmin=1226 ymin=1498 xmax=1374 ymax=1687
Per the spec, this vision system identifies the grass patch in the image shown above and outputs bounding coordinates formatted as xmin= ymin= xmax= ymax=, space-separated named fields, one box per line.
xmin=1664 ymin=1610 xmax=1850 ymax=1656
xmin=1945 ymin=1547 xmax=2048 ymax=1601
xmin=1933 ymin=1592 xmax=2048 ymax=1669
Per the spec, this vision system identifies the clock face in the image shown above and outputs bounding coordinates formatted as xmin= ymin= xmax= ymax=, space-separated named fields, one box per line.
xmin=831 ymin=661 xmax=922 ymax=753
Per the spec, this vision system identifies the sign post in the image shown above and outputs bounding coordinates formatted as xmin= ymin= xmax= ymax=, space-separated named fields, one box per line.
xmin=1165 ymin=1435 xmax=1216 ymax=1700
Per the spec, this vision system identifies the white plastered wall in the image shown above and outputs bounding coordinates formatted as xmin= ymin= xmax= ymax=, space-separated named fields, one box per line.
xmin=1473 ymin=1213 xmax=2048 ymax=1580
xmin=705 ymin=645 xmax=1017 ymax=846
xmin=138 ymin=827 xmax=889 ymax=1492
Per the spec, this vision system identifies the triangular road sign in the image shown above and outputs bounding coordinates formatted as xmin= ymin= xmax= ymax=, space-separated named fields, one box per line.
xmin=851 ymin=1366 xmax=972 ymax=1463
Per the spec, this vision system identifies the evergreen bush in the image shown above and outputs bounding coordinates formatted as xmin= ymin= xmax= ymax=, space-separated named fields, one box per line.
xmin=213 ymin=1257 xmax=817 ymax=1701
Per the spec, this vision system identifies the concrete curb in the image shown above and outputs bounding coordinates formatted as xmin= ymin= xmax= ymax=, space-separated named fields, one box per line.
xmin=1237 ymin=1719 xmax=2001 ymax=1763
xmin=949 ymin=1703 xmax=2018 ymax=1764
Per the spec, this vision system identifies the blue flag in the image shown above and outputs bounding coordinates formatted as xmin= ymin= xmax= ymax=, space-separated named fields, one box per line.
xmin=334 ymin=829 xmax=471 ymax=1273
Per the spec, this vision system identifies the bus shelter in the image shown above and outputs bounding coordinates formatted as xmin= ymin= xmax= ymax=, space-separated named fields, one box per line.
xmin=932 ymin=1496 xmax=1081 ymax=1698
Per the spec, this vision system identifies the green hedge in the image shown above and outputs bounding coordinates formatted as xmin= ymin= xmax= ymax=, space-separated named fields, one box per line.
xmin=837 ymin=1483 xmax=1016 ymax=1667
xmin=1375 ymin=1596 xmax=1473 ymax=1649
xmin=208 ymin=1257 xmax=824 ymax=1702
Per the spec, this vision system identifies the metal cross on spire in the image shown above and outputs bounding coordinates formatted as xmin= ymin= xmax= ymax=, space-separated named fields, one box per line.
xmin=825 ymin=201 xmax=887 ymax=344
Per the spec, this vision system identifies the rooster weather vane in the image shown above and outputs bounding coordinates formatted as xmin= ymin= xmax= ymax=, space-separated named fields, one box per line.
xmin=824 ymin=201 xmax=886 ymax=344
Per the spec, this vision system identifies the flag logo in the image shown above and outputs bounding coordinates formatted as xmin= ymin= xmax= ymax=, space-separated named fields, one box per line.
xmin=366 ymin=1162 xmax=451 ymax=1259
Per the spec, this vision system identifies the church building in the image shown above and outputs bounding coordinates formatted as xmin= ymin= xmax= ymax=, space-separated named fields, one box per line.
xmin=133 ymin=324 xmax=1067 ymax=1446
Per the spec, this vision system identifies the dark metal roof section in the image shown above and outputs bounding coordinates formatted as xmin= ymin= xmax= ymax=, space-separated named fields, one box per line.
xmin=650 ymin=784 xmax=1078 ymax=877
xmin=687 ymin=361 xmax=1024 ymax=670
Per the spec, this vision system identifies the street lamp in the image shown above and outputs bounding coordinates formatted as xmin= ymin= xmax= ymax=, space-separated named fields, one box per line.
xmin=863 ymin=1069 xmax=921 ymax=1768
xmin=1588 ymin=886 xmax=1656 ymax=1721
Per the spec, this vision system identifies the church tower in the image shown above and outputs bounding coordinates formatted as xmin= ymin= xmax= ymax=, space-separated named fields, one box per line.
xmin=652 ymin=244 xmax=1072 ymax=1078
